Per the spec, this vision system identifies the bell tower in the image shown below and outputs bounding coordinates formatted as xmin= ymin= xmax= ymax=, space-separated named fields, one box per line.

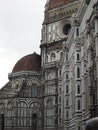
xmin=40 ymin=0 xmax=80 ymax=130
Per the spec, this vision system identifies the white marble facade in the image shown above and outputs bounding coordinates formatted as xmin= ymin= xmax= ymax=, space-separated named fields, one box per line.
xmin=62 ymin=0 xmax=98 ymax=130
xmin=0 ymin=0 xmax=98 ymax=130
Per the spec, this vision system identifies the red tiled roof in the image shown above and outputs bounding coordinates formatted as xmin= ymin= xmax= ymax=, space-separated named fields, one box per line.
xmin=12 ymin=52 xmax=41 ymax=73
xmin=49 ymin=0 xmax=78 ymax=9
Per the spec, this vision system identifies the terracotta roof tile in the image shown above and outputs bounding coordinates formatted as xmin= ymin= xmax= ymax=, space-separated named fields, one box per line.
xmin=49 ymin=0 xmax=78 ymax=9
xmin=12 ymin=52 xmax=41 ymax=73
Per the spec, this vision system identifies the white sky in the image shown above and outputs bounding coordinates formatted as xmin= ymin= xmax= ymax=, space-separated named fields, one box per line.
xmin=0 ymin=0 xmax=46 ymax=88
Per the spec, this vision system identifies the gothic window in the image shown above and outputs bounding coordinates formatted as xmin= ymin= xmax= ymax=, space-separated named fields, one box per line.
xmin=77 ymin=99 xmax=81 ymax=110
xmin=46 ymin=100 xmax=53 ymax=126
xmin=6 ymin=102 xmax=12 ymax=127
xmin=18 ymin=102 xmax=27 ymax=108
xmin=76 ymin=27 xmax=79 ymax=36
xmin=66 ymin=99 xmax=69 ymax=106
xmin=77 ymin=85 xmax=80 ymax=94
xmin=77 ymin=67 xmax=80 ymax=78
xmin=51 ymin=53 xmax=56 ymax=62
xmin=32 ymin=84 xmax=37 ymax=97
xmin=17 ymin=102 xmax=27 ymax=126
xmin=66 ymin=85 xmax=69 ymax=94
xmin=30 ymin=102 xmax=40 ymax=109
xmin=77 ymin=53 xmax=80 ymax=61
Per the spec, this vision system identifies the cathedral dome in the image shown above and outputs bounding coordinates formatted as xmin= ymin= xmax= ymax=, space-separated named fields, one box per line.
xmin=48 ymin=0 xmax=78 ymax=9
xmin=12 ymin=52 xmax=41 ymax=73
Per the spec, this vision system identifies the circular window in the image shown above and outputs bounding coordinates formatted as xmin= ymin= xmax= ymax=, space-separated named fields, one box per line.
xmin=63 ymin=24 xmax=71 ymax=35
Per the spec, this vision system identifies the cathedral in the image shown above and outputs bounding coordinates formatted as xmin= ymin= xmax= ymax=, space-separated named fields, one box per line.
xmin=0 ymin=0 xmax=98 ymax=130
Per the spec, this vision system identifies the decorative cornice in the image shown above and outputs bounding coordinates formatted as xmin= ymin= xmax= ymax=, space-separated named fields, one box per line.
xmin=43 ymin=1 xmax=80 ymax=24
xmin=8 ymin=71 xmax=41 ymax=80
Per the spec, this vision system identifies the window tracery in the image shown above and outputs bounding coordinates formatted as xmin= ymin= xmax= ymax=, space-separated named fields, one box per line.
xmin=32 ymin=84 xmax=37 ymax=97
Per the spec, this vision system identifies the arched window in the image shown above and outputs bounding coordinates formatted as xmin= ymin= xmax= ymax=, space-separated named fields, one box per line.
xmin=66 ymin=85 xmax=69 ymax=94
xmin=77 ymin=53 xmax=80 ymax=61
xmin=6 ymin=102 xmax=12 ymax=127
xmin=77 ymin=67 xmax=80 ymax=78
xmin=51 ymin=53 xmax=56 ymax=62
xmin=32 ymin=84 xmax=37 ymax=97
xmin=76 ymin=27 xmax=79 ymax=36
xmin=77 ymin=85 xmax=80 ymax=94
xmin=77 ymin=100 xmax=81 ymax=110
xmin=17 ymin=102 xmax=27 ymax=108
xmin=17 ymin=102 xmax=27 ymax=126
xmin=46 ymin=100 xmax=53 ymax=126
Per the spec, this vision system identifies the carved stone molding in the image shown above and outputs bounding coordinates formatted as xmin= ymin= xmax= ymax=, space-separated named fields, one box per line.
xmin=86 ymin=21 xmax=93 ymax=34
xmin=93 ymin=2 xmax=98 ymax=20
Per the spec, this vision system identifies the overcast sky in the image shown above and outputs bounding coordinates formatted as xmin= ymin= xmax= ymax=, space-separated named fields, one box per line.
xmin=0 ymin=0 xmax=46 ymax=88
